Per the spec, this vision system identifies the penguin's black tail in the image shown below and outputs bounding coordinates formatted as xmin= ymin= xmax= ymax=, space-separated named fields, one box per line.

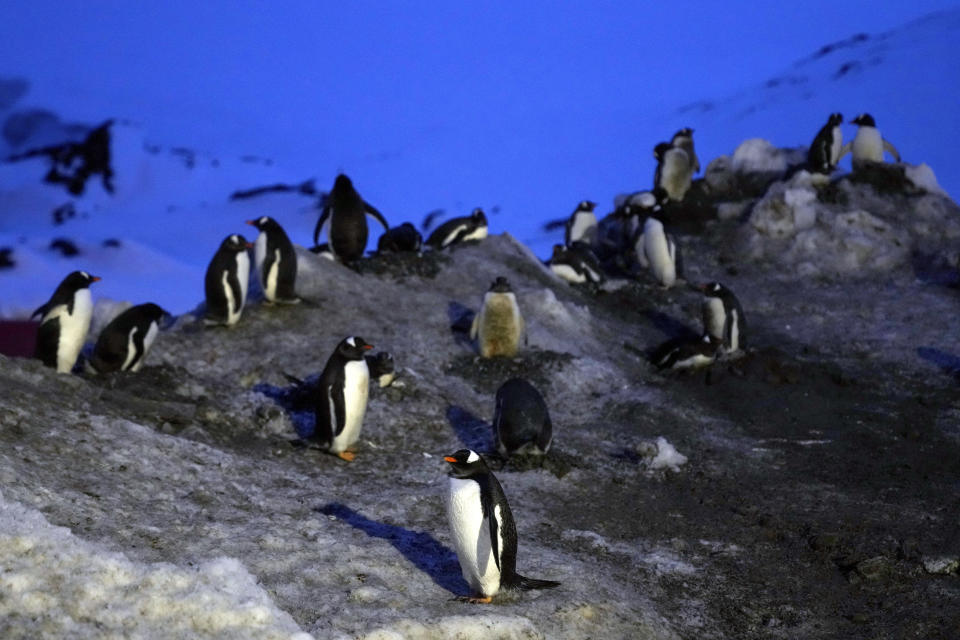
xmin=512 ymin=574 xmax=561 ymax=591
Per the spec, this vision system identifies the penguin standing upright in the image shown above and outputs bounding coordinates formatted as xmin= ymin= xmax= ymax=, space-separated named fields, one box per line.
xmin=807 ymin=113 xmax=844 ymax=174
xmin=642 ymin=215 xmax=683 ymax=288
xmin=89 ymin=303 xmax=167 ymax=373
xmin=697 ymin=281 xmax=747 ymax=354
xmin=313 ymin=336 xmax=373 ymax=461
xmin=470 ymin=277 xmax=524 ymax=358
xmin=313 ymin=174 xmax=389 ymax=262
xmin=32 ymin=270 xmax=100 ymax=372
xmin=444 ymin=449 xmax=560 ymax=603
xmin=563 ymin=200 xmax=597 ymax=247
xmin=204 ymin=234 xmax=252 ymax=326
xmin=839 ymin=113 xmax=901 ymax=171
xmin=670 ymin=127 xmax=700 ymax=175
xmin=654 ymin=142 xmax=693 ymax=202
xmin=426 ymin=208 xmax=488 ymax=250
xmin=492 ymin=378 xmax=553 ymax=458
xmin=246 ymin=216 xmax=299 ymax=304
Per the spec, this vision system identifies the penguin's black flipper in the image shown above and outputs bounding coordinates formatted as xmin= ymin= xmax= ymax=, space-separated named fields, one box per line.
xmin=313 ymin=205 xmax=331 ymax=246
xmin=513 ymin=574 xmax=561 ymax=591
xmin=363 ymin=201 xmax=390 ymax=230
xmin=34 ymin=317 xmax=59 ymax=367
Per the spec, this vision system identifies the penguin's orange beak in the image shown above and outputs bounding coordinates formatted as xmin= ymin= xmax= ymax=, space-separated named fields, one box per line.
xmin=444 ymin=456 xmax=457 ymax=463
xmin=245 ymin=220 xmax=255 ymax=226
xmin=245 ymin=242 xmax=254 ymax=249
xmin=364 ymin=344 xmax=373 ymax=350
xmin=91 ymin=276 xmax=102 ymax=282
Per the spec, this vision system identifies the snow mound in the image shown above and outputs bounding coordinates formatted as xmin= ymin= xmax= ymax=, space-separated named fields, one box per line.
xmin=649 ymin=437 xmax=689 ymax=472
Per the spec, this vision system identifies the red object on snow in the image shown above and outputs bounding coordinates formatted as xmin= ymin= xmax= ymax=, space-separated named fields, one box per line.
xmin=0 ymin=320 xmax=39 ymax=358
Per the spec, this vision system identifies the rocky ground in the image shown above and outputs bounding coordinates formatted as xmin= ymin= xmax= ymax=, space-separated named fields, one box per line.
xmin=1 ymin=155 xmax=959 ymax=639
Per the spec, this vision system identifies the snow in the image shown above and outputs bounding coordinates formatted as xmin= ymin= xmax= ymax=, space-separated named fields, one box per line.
xmin=649 ymin=437 xmax=689 ymax=472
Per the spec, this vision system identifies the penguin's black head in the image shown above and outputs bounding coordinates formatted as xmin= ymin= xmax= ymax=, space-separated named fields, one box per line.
xmin=333 ymin=174 xmax=354 ymax=191
xmin=488 ymin=276 xmax=512 ymax=293
xmin=245 ymin=216 xmax=278 ymax=232
xmin=365 ymin=351 xmax=395 ymax=376
xmin=444 ymin=449 xmax=489 ymax=478
xmin=653 ymin=142 xmax=673 ymax=160
xmin=550 ymin=244 xmax=567 ymax=260
xmin=138 ymin=302 xmax=167 ymax=320
xmin=852 ymin=113 xmax=876 ymax=127
xmin=577 ymin=200 xmax=596 ymax=212
xmin=62 ymin=270 xmax=101 ymax=290
xmin=694 ymin=281 xmax=725 ymax=296
xmin=337 ymin=335 xmax=373 ymax=360
xmin=471 ymin=208 xmax=487 ymax=224
xmin=673 ymin=127 xmax=694 ymax=140
xmin=651 ymin=186 xmax=670 ymax=206
xmin=828 ymin=113 xmax=843 ymax=125
xmin=222 ymin=234 xmax=253 ymax=252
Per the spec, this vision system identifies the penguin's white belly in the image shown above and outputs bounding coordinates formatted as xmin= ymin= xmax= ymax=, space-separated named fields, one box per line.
xmin=447 ymin=477 xmax=502 ymax=597
xmin=660 ymin=151 xmax=692 ymax=200
xmin=704 ymin=298 xmax=726 ymax=342
xmin=460 ymin=225 xmax=488 ymax=242
xmin=264 ymin=249 xmax=280 ymax=301
xmin=129 ymin=321 xmax=159 ymax=372
xmin=829 ymin=126 xmax=843 ymax=166
xmin=49 ymin=290 xmax=92 ymax=373
xmin=551 ymin=263 xmax=586 ymax=284
xmin=331 ymin=360 xmax=369 ymax=452
xmin=633 ymin=233 xmax=648 ymax=267
xmin=224 ymin=252 xmax=250 ymax=325
xmin=644 ymin=229 xmax=676 ymax=287
xmin=567 ymin=212 xmax=597 ymax=245
xmin=121 ymin=326 xmax=140 ymax=371
xmin=852 ymin=128 xmax=883 ymax=163
xmin=727 ymin=310 xmax=740 ymax=352
xmin=254 ymin=232 xmax=268 ymax=276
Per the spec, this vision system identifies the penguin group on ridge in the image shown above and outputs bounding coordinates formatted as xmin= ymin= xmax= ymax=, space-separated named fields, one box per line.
xmin=24 ymin=107 xmax=907 ymax=602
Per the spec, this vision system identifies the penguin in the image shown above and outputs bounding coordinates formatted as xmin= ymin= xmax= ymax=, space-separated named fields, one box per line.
xmin=377 ymin=222 xmax=423 ymax=253
xmin=697 ymin=281 xmax=746 ymax=354
xmin=652 ymin=334 xmax=719 ymax=371
xmin=313 ymin=336 xmax=373 ymax=461
xmin=642 ymin=215 xmax=683 ymax=288
xmin=309 ymin=243 xmax=337 ymax=261
xmin=492 ymin=378 xmax=553 ymax=458
xmin=807 ymin=113 xmax=844 ymax=174
xmin=470 ymin=277 xmax=524 ymax=358
xmin=563 ymin=200 xmax=597 ymax=247
xmin=365 ymin=350 xmax=396 ymax=388
xmin=313 ymin=174 xmax=389 ymax=263
xmin=31 ymin=270 xmax=99 ymax=373
xmin=426 ymin=208 xmax=488 ymax=250
xmin=654 ymin=142 xmax=693 ymax=202
xmin=670 ymin=127 xmax=700 ymax=175
xmin=246 ymin=216 xmax=299 ymax=304
xmin=444 ymin=448 xmax=560 ymax=602
xmin=547 ymin=243 xmax=604 ymax=285
xmin=204 ymin=234 xmax=252 ymax=326
xmin=839 ymin=113 xmax=901 ymax=171
xmin=89 ymin=303 xmax=167 ymax=373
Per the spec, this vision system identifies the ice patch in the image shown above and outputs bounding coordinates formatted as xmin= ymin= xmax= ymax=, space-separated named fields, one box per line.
xmin=905 ymin=163 xmax=947 ymax=196
xmin=562 ymin=529 xmax=696 ymax=576
xmin=649 ymin=437 xmax=688 ymax=472
xmin=357 ymin=614 xmax=542 ymax=640
xmin=731 ymin=138 xmax=788 ymax=174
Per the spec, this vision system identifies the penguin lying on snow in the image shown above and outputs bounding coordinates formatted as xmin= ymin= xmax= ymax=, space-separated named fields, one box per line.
xmin=493 ymin=378 xmax=553 ymax=458
xmin=547 ymin=243 xmax=604 ymax=285
xmin=377 ymin=222 xmax=422 ymax=254
xmin=313 ymin=336 xmax=373 ymax=461
xmin=314 ymin=174 xmax=389 ymax=262
xmin=32 ymin=270 xmax=100 ymax=373
xmin=426 ymin=208 xmax=488 ymax=250
xmin=697 ymin=281 xmax=746 ymax=355
xmin=840 ymin=113 xmax=901 ymax=171
xmin=652 ymin=334 xmax=719 ymax=371
xmin=564 ymin=200 xmax=597 ymax=247
xmin=470 ymin=277 xmax=524 ymax=358
xmin=444 ymin=449 xmax=561 ymax=603
xmin=204 ymin=234 xmax=252 ymax=326
xmin=90 ymin=303 xmax=168 ymax=373
xmin=246 ymin=216 xmax=299 ymax=304
xmin=807 ymin=113 xmax=843 ymax=174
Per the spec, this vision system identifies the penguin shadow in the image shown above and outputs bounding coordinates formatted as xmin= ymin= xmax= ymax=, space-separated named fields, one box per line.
xmin=916 ymin=347 xmax=960 ymax=382
xmin=252 ymin=378 xmax=316 ymax=439
xmin=316 ymin=502 xmax=468 ymax=596
xmin=447 ymin=301 xmax=475 ymax=347
xmin=446 ymin=405 xmax=493 ymax=453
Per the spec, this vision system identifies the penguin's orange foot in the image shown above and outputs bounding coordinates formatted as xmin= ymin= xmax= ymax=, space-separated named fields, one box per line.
xmin=455 ymin=595 xmax=492 ymax=604
xmin=336 ymin=451 xmax=356 ymax=462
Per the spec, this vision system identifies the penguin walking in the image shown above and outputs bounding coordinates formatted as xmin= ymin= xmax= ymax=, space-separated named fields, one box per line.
xmin=642 ymin=215 xmax=683 ymax=288
xmin=654 ymin=142 xmax=693 ymax=202
xmin=492 ymin=378 xmax=553 ymax=458
xmin=807 ymin=113 xmax=844 ymax=174
xmin=547 ymin=243 xmax=604 ymax=285
xmin=839 ymin=113 xmax=901 ymax=171
xmin=444 ymin=449 xmax=560 ymax=602
xmin=313 ymin=174 xmax=389 ymax=262
xmin=32 ymin=270 xmax=99 ymax=372
xmin=89 ymin=303 xmax=167 ymax=373
xmin=670 ymin=127 xmax=700 ymax=175
xmin=426 ymin=208 xmax=488 ymax=250
xmin=313 ymin=336 xmax=373 ymax=461
xmin=564 ymin=200 xmax=597 ymax=247
xmin=697 ymin=281 xmax=746 ymax=354
xmin=204 ymin=234 xmax=252 ymax=326
xmin=470 ymin=277 xmax=524 ymax=358
xmin=246 ymin=216 xmax=299 ymax=304
xmin=377 ymin=222 xmax=423 ymax=253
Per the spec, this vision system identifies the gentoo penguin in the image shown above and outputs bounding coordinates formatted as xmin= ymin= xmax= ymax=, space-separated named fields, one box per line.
xmin=807 ymin=113 xmax=844 ymax=174
xmin=377 ymin=222 xmax=422 ymax=253
xmin=563 ymin=200 xmax=597 ymax=247
xmin=492 ymin=378 xmax=553 ymax=458
xmin=642 ymin=215 xmax=683 ymax=288
xmin=313 ymin=336 xmax=373 ymax=461
xmin=839 ymin=113 xmax=901 ymax=171
xmin=313 ymin=174 xmax=389 ymax=262
xmin=204 ymin=234 xmax=252 ymax=326
xmin=670 ymin=127 xmax=700 ymax=175
xmin=654 ymin=142 xmax=693 ymax=202
xmin=444 ymin=449 xmax=560 ymax=602
xmin=426 ymin=208 xmax=488 ymax=250
xmin=697 ymin=281 xmax=746 ymax=354
xmin=31 ymin=270 xmax=99 ymax=373
xmin=652 ymin=334 xmax=719 ymax=371
xmin=365 ymin=350 xmax=396 ymax=388
xmin=547 ymin=243 xmax=604 ymax=285
xmin=246 ymin=216 xmax=299 ymax=304
xmin=89 ymin=303 xmax=167 ymax=373
xmin=470 ymin=277 xmax=524 ymax=358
